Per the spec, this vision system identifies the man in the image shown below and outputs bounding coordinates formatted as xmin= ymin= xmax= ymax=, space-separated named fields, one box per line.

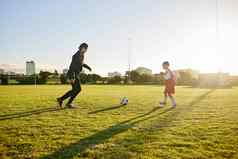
xmin=57 ymin=43 xmax=92 ymax=108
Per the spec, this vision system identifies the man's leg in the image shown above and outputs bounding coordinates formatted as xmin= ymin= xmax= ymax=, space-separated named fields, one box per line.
xmin=66 ymin=79 xmax=82 ymax=107
xmin=60 ymin=89 xmax=73 ymax=101
xmin=57 ymin=83 xmax=74 ymax=107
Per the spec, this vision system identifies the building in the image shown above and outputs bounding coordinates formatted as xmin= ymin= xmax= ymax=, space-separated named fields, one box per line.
xmin=135 ymin=67 xmax=152 ymax=75
xmin=26 ymin=61 xmax=36 ymax=75
xmin=63 ymin=69 xmax=69 ymax=74
xmin=108 ymin=71 xmax=121 ymax=77
xmin=0 ymin=69 xmax=4 ymax=75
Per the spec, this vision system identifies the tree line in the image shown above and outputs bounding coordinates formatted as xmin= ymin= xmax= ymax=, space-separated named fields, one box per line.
xmin=0 ymin=69 xmax=197 ymax=85
xmin=0 ymin=69 xmax=236 ymax=88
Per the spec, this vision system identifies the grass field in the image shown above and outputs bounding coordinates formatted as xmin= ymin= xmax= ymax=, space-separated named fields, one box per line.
xmin=0 ymin=85 xmax=238 ymax=159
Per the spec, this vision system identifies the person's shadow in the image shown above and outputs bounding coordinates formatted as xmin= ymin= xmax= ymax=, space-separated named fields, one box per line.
xmin=40 ymin=106 xmax=173 ymax=159
xmin=0 ymin=107 xmax=63 ymax=121
xmin=88 ymin=104 xmax=125 ymax=114
xmin=40 ymin=89 xmax=214 ymax=159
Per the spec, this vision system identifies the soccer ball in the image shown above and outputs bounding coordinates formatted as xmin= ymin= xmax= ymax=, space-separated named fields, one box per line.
xmin=120 ymin=97 xmax=128 ymax=105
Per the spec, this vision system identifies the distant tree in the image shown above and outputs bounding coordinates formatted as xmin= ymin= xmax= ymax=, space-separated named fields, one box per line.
xmin=39 ymin=71 xmax=51 ymax=84
xmin=101 ymin=77 xmax=108 ymax=84
xmin=130 ymin=71 xmax=141 ymax=82
xmin=108 ymin=76 xmax=122 ymax=84
xmin=0 ymin=75 xmax=8 ymax=85
xmin=177 ymin=70 xmax=194 ymax=85
xmin=16 ymin=75 xmax=45 ymax=84
xmin=231 ymin=79 xmax=238 ymax=86
xmin=140 ymin=74 xmax=153 ymax=83
xmin=54 ymin=70 xmax=59 ymax=76
xmin=127 ymin=70 xmax=154 ymax=83
xmin=87 ymin=74 xmax=102 ymax=83
xmin=80 ymin=73 xmax=88 ymax=84
xmin=191 ymin=79 xmax=199 ymax=87
xmin=60 ymin=74 xmax=67 ymax=84
xmin=153 ymin=74 xmax=164 ymax=85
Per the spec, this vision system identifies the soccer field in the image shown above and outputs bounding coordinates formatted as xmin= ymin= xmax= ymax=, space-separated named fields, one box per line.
xmin=0 ymin=85 xmax=238 ymax=159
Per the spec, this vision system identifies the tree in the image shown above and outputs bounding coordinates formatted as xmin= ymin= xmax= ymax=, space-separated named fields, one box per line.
xmin=80 ymin=73 xmax=88 ymax=84
xmin=39 ymin=71 xmax=51 ymax=84
xmin=0 ymin=75 xmax=8 ymax=85
xmin=16 ymin=75 xmax=45 ymax=84
xmin=130 ymin=71 xmax=141 ymax=82
xmin=54 ymin=70 xmax=59 ymax=76
xmin=87 ymin=74 xmax=102 ymax=83
xmin=176 ymin=69 xmax=198 ymax=86
xmin=60 ymin=74 xmax=67 ymax=84
xmin=108 ymin=76 xmax=122 ymax=84
xmin=140 ymin=74 xmax=153 ymax=83
xmin=153 ymin=74 xmax=164 ymax=85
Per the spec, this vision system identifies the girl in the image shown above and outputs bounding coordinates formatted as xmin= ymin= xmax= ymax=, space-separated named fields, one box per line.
xmin=160 ymin=61 xmax=177 ymax=107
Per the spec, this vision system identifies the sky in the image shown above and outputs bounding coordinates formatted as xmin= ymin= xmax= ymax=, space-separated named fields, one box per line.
xmin=1 ymin=0 xmax=238 ymax=76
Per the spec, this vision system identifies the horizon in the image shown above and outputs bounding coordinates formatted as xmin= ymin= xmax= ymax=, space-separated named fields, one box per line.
xmin=0 ymin=63 xmax=236 ymax=77
xmin=1 ymin=0 xmax=238 ymax=76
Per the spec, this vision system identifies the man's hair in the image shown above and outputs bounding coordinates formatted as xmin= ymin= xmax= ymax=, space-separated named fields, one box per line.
xmin=163 ymin=61 xmax=170 ymax=66
xmin=79 ymin=43 xmax=88 ymax=50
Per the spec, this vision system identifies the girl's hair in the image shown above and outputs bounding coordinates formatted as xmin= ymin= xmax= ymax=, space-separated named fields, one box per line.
xmin=79 ymin=43 xmax=88 ymax=50
xmin=163 ymin=61 xmax=170 ymax=66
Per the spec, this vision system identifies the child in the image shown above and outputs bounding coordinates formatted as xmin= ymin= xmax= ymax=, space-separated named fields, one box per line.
xmin=160 ymin=61 xmax=177 ymax=107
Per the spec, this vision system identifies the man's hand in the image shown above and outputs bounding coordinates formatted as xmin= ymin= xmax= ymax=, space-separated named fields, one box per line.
xmin=69 ymin=79 xmax=75 ymax=84
xmin=83 ymin=64 xmax=92 ymax=72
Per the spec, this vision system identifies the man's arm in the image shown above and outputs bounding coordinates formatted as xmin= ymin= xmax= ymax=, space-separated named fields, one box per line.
xmin=67 ymin=55 xmax=76 ymax=80
xmin=82 ymin=63 xmax=92 ymax=71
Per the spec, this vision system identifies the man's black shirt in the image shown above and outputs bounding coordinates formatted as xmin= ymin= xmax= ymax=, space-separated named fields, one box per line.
xmin=67 ymin=51 xmax=91 ymax=80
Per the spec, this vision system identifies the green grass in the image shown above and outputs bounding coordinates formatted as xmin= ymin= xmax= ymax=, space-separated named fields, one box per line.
xmin=0 ymin=85 xmax=238 ymax=159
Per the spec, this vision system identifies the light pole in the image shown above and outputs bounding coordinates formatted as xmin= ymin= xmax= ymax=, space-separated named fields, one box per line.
xmin=34 ymin=73 xmax=37 ymax=88
xmin=216 ymin=0 xmax=221 ymax=72
xmin=127 ymin=37 xmax=132 ymax=84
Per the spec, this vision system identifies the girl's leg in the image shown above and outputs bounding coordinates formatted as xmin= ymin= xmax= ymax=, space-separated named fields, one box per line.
xmin=160 ymin=93 xmax=168 ymax=107
xmin=168 ymin=94 xmax=176 ymax=107
xmin=163 ymin=93 xmax=168 ymax=104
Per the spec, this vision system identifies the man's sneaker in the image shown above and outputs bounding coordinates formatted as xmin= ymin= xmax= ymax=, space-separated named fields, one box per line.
xmin=57 ymin=98 xmax=63 ymax=108
xmin=66 ymin=104 xmax=76 ymax=109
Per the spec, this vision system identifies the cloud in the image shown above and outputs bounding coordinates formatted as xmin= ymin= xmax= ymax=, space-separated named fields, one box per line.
xmin=38 ymin=64 xmax=59 ymax=72
xmin=0 ymin=64 xmax=24 ymax=73
xmin=0 ymin=63 xmax=62 ymax=73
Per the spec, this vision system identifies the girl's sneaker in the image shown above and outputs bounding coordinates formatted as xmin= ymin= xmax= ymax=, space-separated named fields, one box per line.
xmin=172 ymin=103 xmax=177 ymax=108
xmin=159 ymin=101 xmax=166 ymax=107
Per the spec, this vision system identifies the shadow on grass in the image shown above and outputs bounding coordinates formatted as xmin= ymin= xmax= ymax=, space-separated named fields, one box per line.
xmin=183 ymin=86 xmax=232 ymax=89
xmin=40 ymin=107 xmax=173 ymax=159
xmin=0 ymin=107 xmax=64 ymax=121
xmin=189 ymin=89 xmax=215 ymax=107
xmin=88 ymin=104 xmax=125 ymax=114
xmin=40 ymin=89 xmax=215 ymax=159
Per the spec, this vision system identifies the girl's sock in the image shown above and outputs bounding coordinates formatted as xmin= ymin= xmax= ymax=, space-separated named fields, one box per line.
xmin=169 ymin=96 xmax=176 ymax=106
xmin=163 ymin=95 xmax=167 ymax=103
